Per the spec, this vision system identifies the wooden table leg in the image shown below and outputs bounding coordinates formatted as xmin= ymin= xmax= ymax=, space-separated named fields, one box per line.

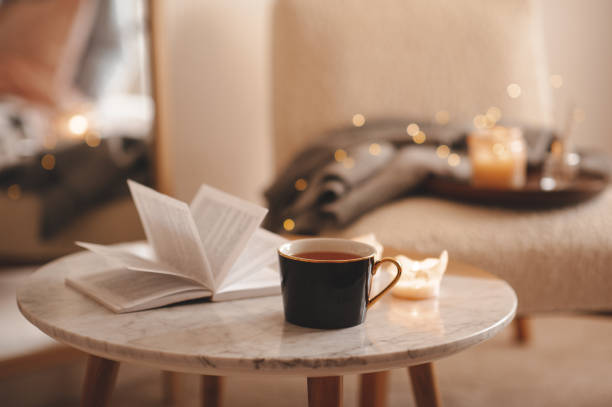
xmin=307 ymin=376 xmax=343 ymax=407
xmin=201 ymin=375 xmax=224 ymax=407
xmin=162 ymin=371 xmax=181 ymax=405
xmin=407 ymin=363 xmax=441 ymax=407
xmin=514 ymin=316 xmax=531 ymax=344
xmin=81 ymin=355 xmax=120 ymax=407
xmin=359 ymin=371 xmax=389 ymax=407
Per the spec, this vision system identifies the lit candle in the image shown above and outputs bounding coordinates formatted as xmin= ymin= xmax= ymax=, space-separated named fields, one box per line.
xmin=391 ymin=251 xmax=448 ymax=300
xmin=468 ymin=126 xmax=526 ymax=189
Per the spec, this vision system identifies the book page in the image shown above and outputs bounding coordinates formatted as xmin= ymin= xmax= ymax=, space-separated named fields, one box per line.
xmin=211 ymin=266 xmax=281 ymax=302
xmin=66 ymin=269 xmax=211 ymax=313
xmin=128 ymin=180 xmax=214 ymax=289
xmin=190 ymin=185 xmax=268 ymax=286
xmin=218 ymin=228 xmax=287 ymax=290
xmin=75 ymin=242 xmax=203 ymax=285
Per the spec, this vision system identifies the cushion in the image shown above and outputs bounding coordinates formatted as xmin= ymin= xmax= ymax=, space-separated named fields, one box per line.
xmin=0 ymin=0 xmax=97 ymax=106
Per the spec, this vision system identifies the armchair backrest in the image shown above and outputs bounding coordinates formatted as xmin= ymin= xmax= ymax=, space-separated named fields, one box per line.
xmin=272 ymin=0 xmax=553 ymax=170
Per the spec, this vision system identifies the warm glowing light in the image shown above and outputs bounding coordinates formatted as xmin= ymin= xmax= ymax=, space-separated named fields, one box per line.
xmin=573 ymin=108 xmax=586 ymax=123
xmin=434 ymin=110 xmax=450 ymax=125
xmin=448 ymin=153 xmax=461 ymax=167
xmin=369 ymin=143 xmax=381 ymax=156
xmin=343 ymin=157 xmax=355 ymax=169
xmin=567 ymin=152 xmax=580 ymax=166
xmin=540 ymin=177 xmax=556 ymax=191
xmin=352 ymin=114 xmax=366 ymax=127
xmin=492 ymin=143 xmax=506 ymax=156
xmin=85 ymin=133 xmax=101 ymax=147
xmin=549 ymin=74 xmax=563 ymax=89
xmin=41 ymin=154 xmax=56 ymax=170
xmin=283 ymin=218 xmax=295 ymax=231
xmin=436 ymin=145 xmax=450 ymax=158
xmin=406 ymin=123 xmax=420 ymax=137
xmin=43 ymin=135 xmax=57 ymax=150
xmin=412 ymin=131 xmax=426 ymax=144
xmin=506 ymin=83 xmax=522 ymax=98
xmin=473 ymin=115 xmax=487 ymax=129
xmin=294 ymin=178 xmax=308 ymax=191
xmin=7 ymin=184 xmax=21 ymax=200
xmin=334 ymin=149 xmax=347 ymax=162
xmin=68 ymin=114 xmax=89 ymax=136
xmin=486 ymin=106 xmax=502 ymax=123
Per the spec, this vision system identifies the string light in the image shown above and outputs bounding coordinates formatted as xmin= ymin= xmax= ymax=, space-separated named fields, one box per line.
xmin=85 ymin=133 xmax=101 ymax=147
xmin=506 ymin=83 xmax=522 ymax=98
xmin=486 ymin=106 xmax=502 ymax=123
xmin=369 ymin=143 xmax=381 ymax=155
xmin=43 ymin=135 xmax=57 ymax=150
xmin=406 ymin=123 xmax=420 ymax=137
xmin=549 ymin=74 xmax=563 ymax=89
xmin=434 ymin=110 xmax=450 ymax=125
xmin=283 ymin=218 xmax=295 ymax=231
xmin=448 ymin=153 xmax=461 ymax=167
xmin=473 ymin=115 xmax=487 ymax=129
xmin=68 ymin=114 xmax=89 ymax=136
xmin=352 ymin=114 xmax=366 ymax=127
xmin=334 ymin=149 xmax=347 ymax=162
xmin=412 ymin=131 xmax=426 ymax=144
xmin=492 ymin=143 xmax=506 ymax=156
xmin=436 ymin=145 xmax=450 ymax=158
xmin=7 ymin=184 xmax=21 ymax=200
xmin=41 ymin=154 xmax=56 ymax=170
xmin=294 ymin=178 xmax=308 ymax=191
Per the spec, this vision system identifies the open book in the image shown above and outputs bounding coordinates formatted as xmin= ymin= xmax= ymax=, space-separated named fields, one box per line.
xmin=66 ymin=180 xmax=288 ymax=313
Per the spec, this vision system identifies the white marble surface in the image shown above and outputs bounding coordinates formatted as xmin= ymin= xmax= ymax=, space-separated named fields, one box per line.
xmin=17 ymin=247 xmax=516 ymax=377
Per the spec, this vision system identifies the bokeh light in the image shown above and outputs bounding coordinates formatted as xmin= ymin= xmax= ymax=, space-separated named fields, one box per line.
xmin=41 ymin=154 xmax=56 ymax=170
xmin=68 ymin=114 xmax=89 ymax=136
xmin=506 ymin=83 xmax=522 ymax=98
xmin=352 ymin=114 xmax=366 ymax=127
xmin=7 ymin=184 xmax=21 ymax=200
xmin=436 ymin=145 xmax=450 ymax=158
xmin=406 ymin=123 xmax=420 ymax=137
xmin=294 ymin=178 xmax=308 ymax=191
xmin=283 ymin=218 xmax=295 ymax=231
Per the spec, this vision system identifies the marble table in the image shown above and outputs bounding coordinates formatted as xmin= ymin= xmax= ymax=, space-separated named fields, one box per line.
xmin=17 ymin=246 xmax=516 ymax=407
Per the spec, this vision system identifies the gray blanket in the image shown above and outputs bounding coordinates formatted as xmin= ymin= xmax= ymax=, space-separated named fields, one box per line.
xmin=264 ymin=120 xmax=561 ymax=234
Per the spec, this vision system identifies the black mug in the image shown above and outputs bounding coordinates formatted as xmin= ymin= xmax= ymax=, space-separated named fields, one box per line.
xmin=278 ymin=238 xmax=402 ymax=329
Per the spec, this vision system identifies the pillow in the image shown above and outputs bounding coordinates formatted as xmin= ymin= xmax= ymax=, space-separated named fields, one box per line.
xmin=0 ymin=0 xmax=98 ymax=107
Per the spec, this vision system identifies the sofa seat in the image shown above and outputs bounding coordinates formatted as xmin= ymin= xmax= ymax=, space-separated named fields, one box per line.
xmin=338 ymin=187 xmax=612 ymax=314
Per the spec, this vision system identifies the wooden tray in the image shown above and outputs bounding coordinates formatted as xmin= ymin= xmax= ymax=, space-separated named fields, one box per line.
xmin=425 ymin=171 xmax=608 ymax=209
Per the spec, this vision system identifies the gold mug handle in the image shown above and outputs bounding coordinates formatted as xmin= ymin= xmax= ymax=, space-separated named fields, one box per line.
xmin=366 ymin=257 xmax=402 ymax=309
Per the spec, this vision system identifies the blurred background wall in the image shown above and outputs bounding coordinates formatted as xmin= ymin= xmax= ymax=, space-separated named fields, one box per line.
xmin=539 ymin=0 xmax=612 ymax=154
xmin=154 ymin=0 xmax=612 ymax=204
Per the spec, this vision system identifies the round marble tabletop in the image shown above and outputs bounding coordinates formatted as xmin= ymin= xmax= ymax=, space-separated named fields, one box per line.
xmin=17 ymin=246 xmax=516 ymax=377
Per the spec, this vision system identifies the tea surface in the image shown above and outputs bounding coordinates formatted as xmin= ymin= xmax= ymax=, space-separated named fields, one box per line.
xmin=294 ymin=251 xmax=361 ymax=261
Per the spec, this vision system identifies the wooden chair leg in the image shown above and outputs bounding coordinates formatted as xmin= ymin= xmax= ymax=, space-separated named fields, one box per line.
xmin=81 ymin=355 xmax=120 ymax=407
xmin=201 ymin=375 xmax=224 ymax=407
xmin=359 ymin=371 xmax=389 ymax=407
xmin=514 ymin=316 xmax=531 ymax=344
xmin=307 ymin=376 xmax=343 ymax=407
xmin=407 ymin=363 xmax=441 ymax=407
xmin=162 ymin=371 xmax=181 ymax=405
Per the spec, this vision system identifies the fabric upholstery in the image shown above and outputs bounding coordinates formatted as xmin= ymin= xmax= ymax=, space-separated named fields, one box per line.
xmin=337 ymin=188 xmax=612 ymax=314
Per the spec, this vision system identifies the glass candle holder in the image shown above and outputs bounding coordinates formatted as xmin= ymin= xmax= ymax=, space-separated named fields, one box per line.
xmin=468 ymin=126 xmax=527 ymax=189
